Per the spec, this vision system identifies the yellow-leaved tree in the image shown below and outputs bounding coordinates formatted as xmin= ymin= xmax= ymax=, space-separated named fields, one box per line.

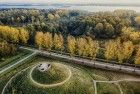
xmin=35 ymin=32 xmax=43 ymax=49
xmin=67 ymin=35 xmax=76 ymax=56
xmin=135 ymin=16 xmax=140 ymax=27
xmin=0 ymin=26 xmax=20 ymax=43
xmin=135 ymin=46 xmax=140 ymax=64
xmin=117 ymin=41 xmax=134 ymax=63
xmin=43 ymin=32 xmax=53 ymax=50
xmin=19 ymin=28 xmax=29 ymax=44
xmin=123 ymin=41 xmax=134 ymax=61
xmin=53 ymin=33 xmax=64 ymax=51
xmin=105 ymin=40 xmax=118 ymax=62
xmin=87 ymin=37 xmax=99 ymax=59
xmin=121 ymin=27 xmax=140 ymax=44
xmin=77 ymin=37 xmax=87 ymax=56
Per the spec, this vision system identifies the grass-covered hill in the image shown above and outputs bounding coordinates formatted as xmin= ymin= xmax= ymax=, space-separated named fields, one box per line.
xmin=2 ymin=57 xmax=140 ymax=94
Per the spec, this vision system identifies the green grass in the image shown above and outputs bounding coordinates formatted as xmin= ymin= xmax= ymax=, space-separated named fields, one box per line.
xmin=0 ymin=56 xmax=37 ymax=92
xmin=1 ymin=56 xmax=140 ymax=94
xmin=0 ymin=50 xmax=33 ymax=77
xmin=119 ymin=81 xmax=140 ymax=94
xmin=0 ymin=50 xmax=29 ymax=68
xmin=32 ymin=64 xmax=68 ymax=84
xmin=0 ymin=50 xmax=36 ymax=92
xmin=97 ymin=82 xmax=120 ymax=94
xmin=4 ymin=60 xmax=94 ymax=94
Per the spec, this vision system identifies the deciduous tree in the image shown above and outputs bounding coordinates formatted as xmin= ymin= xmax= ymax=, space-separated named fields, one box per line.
xmin=53 ymin=33 xmax=63 ymax=50
xmin=19 ymin=28 xmax=29 ymax=44
xmin=67 ymin=35 xmax=76 ymax=55
xmin=105 ymin=40 xmax=118 ymax=61
xmin=43 ymin=32 xmax=53 ymax=50
xmin=35 ymin=32 xmax=43 ymax=49
xmin=135 ymin=47 xmax=140 ymax=64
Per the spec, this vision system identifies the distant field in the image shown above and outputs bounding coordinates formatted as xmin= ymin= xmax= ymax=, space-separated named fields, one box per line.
xmin=1 ymin=56 xmax=140 ymax=94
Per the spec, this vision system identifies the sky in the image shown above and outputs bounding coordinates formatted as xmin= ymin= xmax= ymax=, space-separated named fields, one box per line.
xmin=1 ymin=0 xmax=140 ymax=4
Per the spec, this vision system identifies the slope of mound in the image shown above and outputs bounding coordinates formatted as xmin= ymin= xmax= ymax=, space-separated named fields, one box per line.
xmin=31 ymin=63 xmax=68 ymax=84
xmin=4 ymin=62 xmax=94 ymax=94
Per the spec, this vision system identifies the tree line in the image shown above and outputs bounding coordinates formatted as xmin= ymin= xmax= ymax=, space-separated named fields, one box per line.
xmin=0 ymin=40 xmax=17 ymax=58
xmin=35 ymin=32 xmax=63 ymax=51
xmin=0 ymin=9 xmax=140 ymax=65
xmin=67 ymin=36 xmax=99 ymax=59
xmin=35 ymin=31 xmax=99 ymax=59
xmin=0 ymin=25 xmax=29 ymax=44
xmin=34 ymin=31 xmax=140 ymax=64
xmin=0 ymin=25 xmax=140 ymax=64
xmin=0 ymin=25 xmax=28 ymax=58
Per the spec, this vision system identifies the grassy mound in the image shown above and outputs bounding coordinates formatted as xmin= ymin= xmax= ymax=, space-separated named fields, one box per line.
xmin=2 ymin=58 xmax=140 ymax=94
xmin=31 ymin=64 xmax=68 ymax=84
xmin=4 ymin=62 xmax=94 ymax=94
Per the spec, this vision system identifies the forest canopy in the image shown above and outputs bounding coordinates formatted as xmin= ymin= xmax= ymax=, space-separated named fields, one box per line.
xmin=0 ymin=9 xmax=140 ymax=64
xmin=0 ymin=9 xmax=139 ymax=39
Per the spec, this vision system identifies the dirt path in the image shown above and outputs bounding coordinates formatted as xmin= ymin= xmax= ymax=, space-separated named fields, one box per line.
xmin=115 ymin=83 xmax=123 ymax=94
xmin=93 ymin=80 xmax=97 ymax=94
xmin=96 ymin=78 xmax=140 ymax=83
xmin=20 ymin=46 xmax=140 ymax=75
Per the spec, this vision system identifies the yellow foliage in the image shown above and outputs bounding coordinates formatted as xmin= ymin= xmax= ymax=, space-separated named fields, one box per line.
xmin=67 ymin=36 xmax=76 ymax=55
xmin=105 ymin=40 xmax=118 ymax=61
xmin=0 ymin=25 xmax=29 ymax=44
xmin=35 ymin=32 xmax=43 ymax=48
xmin=43 ymin=32 xmax=53 ymax=50
xmin=19 ymin=28 xmax=29 ymax=44
xmin=77 ymin=37 xmax=99 ymax=58
xmin=0 ymin=25 xmax=20 ymax=43
xmin=77 ymin=37 xmax=87 ymax=56
xmin=105 ymin=38 xmax=134 ymax=63
xmin=121 ymin=27 xmax=140 ymax=43
xmin=53 ymin=33 xmax=63 ymax=50
xmin=135 ymin=47 xmax=140 ymax=64
xmin=86 ymin=37 xmax=99 ymax=58
xmin=123 ymin=41 xmax=134 ymax=60
xmin=135 ymin=16 xmax=140 ymax=25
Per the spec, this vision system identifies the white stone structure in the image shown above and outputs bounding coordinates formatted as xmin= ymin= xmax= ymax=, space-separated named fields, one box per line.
xmin=37 ymin=63 xmax=51 ymax=72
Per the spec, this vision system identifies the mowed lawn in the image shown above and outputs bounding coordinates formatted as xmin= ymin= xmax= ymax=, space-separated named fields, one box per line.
xmin=1 ymin=56 xmax=140 ymax=94
xmin=0 ymin=49 xmax=34 ymax=92
xmin=0 ymin=50 xmax=30 ymax=68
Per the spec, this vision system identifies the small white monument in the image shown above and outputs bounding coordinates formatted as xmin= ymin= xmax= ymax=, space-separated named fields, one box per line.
xmin=37 ymin=63 xmax=51 ymax=72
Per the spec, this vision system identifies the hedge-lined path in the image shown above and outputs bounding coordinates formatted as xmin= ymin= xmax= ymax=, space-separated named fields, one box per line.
xmin=20 ymin=46 xmax=140 ymax=75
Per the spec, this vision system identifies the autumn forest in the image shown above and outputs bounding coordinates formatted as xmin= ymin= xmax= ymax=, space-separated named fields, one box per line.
xmin=0 ymin=9 xmax=140 ymax=65
xmin=1 ymin=6 xmax=140 ymax=94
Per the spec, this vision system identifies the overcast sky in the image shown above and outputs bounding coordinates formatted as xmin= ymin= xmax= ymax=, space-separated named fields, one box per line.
xmin=1 ymin=0 xmax=140 ymax=4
